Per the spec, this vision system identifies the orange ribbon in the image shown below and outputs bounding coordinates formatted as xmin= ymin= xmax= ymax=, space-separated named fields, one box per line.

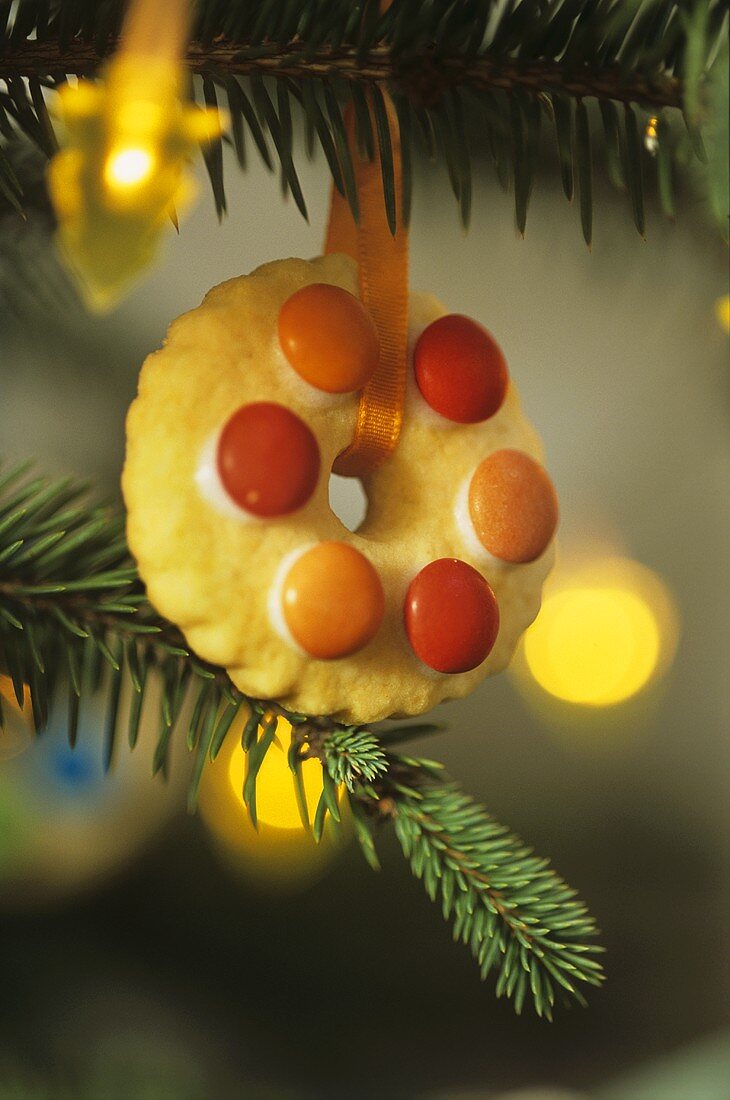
xmin=326 ymin=94 xmax=409 ymax=478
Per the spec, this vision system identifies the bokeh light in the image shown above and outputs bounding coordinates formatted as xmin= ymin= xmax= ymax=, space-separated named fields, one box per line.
xmin=0 ymin=680 xmax=189 ymax=905
xmin=716 ymin=294 xmax=730 ymax=332
xmin=521 ymin=556 xmax=678 ymax=707
xmin=525 ymin=586 xmax=660 ymax=705
xmin=198 ymin=714 xmax=346 ymax=889
xmin=0 ymin=674 xmax=33 ymax=760
xmin=226 ymin=721 xmax=324 ymax=831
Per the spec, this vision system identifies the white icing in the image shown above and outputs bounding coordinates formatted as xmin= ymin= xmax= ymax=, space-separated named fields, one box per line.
xmin=267 ymin=542 xmax=316 ymax=654
xmin=195 ymin=432 xmax=264 ymax=524
xmin=403 ymin=363 xmax=461 ymax=430
xmin=272 ymin=336 xmax=353 ymax=409
xmin=453 ymin=471 xmax=508 ymax=572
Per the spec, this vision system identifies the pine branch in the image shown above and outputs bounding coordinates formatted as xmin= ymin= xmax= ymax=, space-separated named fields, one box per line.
xmin=0 ymin=0 xmax=727 ymax=240
xmin=0 ymin=460 xmax=249 ymax=766
xmin=313 ymin=738 xmax=605 ymax=1017
xmin=0 ymin=40 xmax=685 ymax=110
xmin=318 ymin=724 xmax=389 ymax=791
xmin=0 ymin=460 xmax=604 ymax=1012
xmin=0 ymin=139 xmax=80 ymax=320
xmin=385 ymin=764 xmax=605 ymax=1018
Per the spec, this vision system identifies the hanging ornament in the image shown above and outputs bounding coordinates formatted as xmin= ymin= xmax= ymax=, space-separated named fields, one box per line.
xmin=47 ymin=0 xmax=222 ymax=309
xmin=123 ymin=88 xmax=558 ymax=723
xmin=124 ymin=254 xmax=558 ymax=722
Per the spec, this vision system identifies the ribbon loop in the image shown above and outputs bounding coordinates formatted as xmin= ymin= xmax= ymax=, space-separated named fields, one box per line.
xmin=326 ymin=94 xmax=409 ymax=478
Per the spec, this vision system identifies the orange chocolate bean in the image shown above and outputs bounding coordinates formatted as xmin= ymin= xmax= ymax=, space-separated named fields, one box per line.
xmin=468 ymin=449 xmax=558 ymax=563
xmin=278 ymin=283 xmax=380 ymax=394
xmin=282 ymin=542 xmax=385 ymax=659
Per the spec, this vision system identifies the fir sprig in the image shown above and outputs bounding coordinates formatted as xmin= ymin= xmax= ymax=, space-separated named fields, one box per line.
xmin=0 ymin=462 xmax=604 ymax=1013
xmin=385 ymin=761 xmax=604 ymax=1018
xmin=305 ymin=735 xmax=604 ymax=1016
xmin=0 ymin=460 xmax=245 ymax=768
xmin=0 ymin=0 xmax=727 ymax=242
xmin=318 ymin=724 xmax=388 ymax=791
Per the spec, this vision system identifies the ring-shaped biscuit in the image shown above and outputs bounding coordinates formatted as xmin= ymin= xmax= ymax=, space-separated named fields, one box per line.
xmin=123 ymin=254 xmax=557 ymax=723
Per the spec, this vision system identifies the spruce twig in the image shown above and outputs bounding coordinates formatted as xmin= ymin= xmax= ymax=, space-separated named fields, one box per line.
xmin=0 ymin=0 xmax=727 ymax=238
xmin=0 ymin=462 xmax=604 ymax=1014
xmin=383 ymin=759 xmax=604 ymax=1018
xmin=0 ymin=41 xmax=686 ymax=110
xmin=308 ymin=736 xmax=605 ymax=1017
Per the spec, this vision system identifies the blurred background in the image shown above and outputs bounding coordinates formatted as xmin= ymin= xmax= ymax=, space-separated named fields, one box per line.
xmin=0 ymin=116 xmax=728 ymax=1099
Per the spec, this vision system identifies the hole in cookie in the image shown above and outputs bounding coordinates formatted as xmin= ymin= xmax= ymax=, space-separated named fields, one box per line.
xmin=328 ymin=473 xmax=368 ymax=533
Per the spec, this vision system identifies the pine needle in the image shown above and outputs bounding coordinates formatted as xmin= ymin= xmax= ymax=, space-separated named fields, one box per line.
xmin=0 ymin=458 xmax=605 ymax=1016
xmin=0 ymin=0 xmax=726 ymax=238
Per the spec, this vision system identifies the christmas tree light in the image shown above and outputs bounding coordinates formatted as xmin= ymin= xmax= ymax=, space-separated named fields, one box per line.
xmin=47 ymin=0 xmax=223 ymax=309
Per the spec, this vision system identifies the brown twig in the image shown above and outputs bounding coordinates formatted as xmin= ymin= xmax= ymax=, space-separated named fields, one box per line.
xmin=0 ymin=40 xmax=684 ymax=110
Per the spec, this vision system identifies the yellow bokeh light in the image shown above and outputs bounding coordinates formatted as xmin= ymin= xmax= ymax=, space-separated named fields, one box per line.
xmin=104 ymin=145 xmax=155 ymax=190
xmin=716 ymin=295 xmax=730 ymax=332
xmin=0 ymin=675 xmax=33 ymax=760
xmin=226 ymin=731 xmax=325 ymax=832
xmin=521 ymin=557 xmax=677 ymax=707
xmin=524 ymin=587 xmax=660 ymax=705
xmin=0 ymin=675 xmax=31 ymax=714
xmin=197 ymin=714 xmax=347 ymax=888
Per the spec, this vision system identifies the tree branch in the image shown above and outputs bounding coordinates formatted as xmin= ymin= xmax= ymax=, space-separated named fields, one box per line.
xmin=0 ymin=40 xmax=684 ymax=111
